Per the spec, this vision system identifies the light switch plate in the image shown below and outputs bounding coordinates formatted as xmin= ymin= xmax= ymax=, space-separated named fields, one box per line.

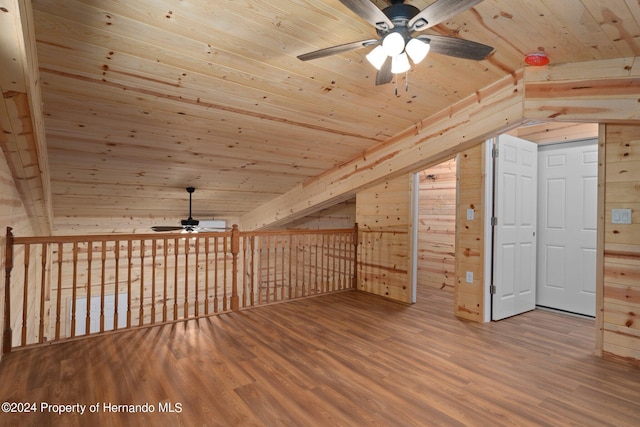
xmin=612 ymin=208 xmax=632 ymax=224
xmin=466 ymin=209 xmax=474 ymax=220
xmin=465 ymin=271 xmax=473 ymax=283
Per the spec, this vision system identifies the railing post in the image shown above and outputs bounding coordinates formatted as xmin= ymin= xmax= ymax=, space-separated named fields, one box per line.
xmin=352 ymin=223 xmax=359 ymax=290
xmin=230 ymin=224 xmax=240 ymax=311
xmin=3 ymin=227 xmax=14 ymax=354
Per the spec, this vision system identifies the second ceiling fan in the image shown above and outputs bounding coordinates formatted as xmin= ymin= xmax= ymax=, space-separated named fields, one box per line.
xmin=297 ymin=0 xmax=494 ymax=85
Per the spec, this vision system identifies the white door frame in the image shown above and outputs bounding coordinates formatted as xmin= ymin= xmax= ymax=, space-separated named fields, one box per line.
xmin=483 ymin=140 xmax=494 ymax=322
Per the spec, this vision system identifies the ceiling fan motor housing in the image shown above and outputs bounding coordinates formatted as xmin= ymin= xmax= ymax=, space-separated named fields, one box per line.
xmin=379 ymin=3 xmax=421 ymax=36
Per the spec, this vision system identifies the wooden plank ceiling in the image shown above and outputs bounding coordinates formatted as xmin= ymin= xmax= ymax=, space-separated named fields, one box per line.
xmin=6 ymin=0 xmax=640 ymax=233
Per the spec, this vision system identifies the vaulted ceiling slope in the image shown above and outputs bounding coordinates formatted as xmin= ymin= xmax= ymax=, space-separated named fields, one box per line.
xmin=1 ymin=0 xmax=639 ymax=234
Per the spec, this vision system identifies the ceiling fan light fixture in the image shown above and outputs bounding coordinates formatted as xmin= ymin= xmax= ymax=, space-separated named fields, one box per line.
xmin=406 ymin=38 xmax=430 ymax=64
xmin=366 ymin=45 xmax=388 ymax=70
xmin=382 ymin=32 xmax=405 ymax=57
xmin=391 ymin=52 xmax=411 ymax=74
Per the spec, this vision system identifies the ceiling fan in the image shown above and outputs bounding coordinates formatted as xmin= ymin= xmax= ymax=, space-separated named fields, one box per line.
xmin=151 ymin=187 xmax=228 ymax=233
xmin=297 ymin=0 xmax=494 ymax=85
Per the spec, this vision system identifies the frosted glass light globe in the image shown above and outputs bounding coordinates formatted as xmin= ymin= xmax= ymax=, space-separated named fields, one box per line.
xmin=406 ymin=38 xmax=430 ymax=64
xmin=391 ymin=52 xmax=411 ymax=74
xmin=366 ymin=45 xmax=387 ymax=70
xmin=382 ymin=32 xmax=405 ymax=57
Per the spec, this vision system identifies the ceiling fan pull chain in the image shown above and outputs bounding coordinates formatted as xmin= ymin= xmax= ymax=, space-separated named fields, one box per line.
xmin=394 ymin=77 xmax=398 ymax=96
xmin=405 ymin=71 xmax=409 ymax=92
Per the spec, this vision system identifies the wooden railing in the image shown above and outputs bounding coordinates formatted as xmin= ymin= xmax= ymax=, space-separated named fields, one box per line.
xmin=2 ymin=225 xmax=358 ymax=353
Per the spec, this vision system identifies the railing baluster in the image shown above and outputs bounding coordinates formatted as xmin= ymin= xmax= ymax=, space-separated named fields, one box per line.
xmin=257 ymin=236 xmax=263 ymax=305
xmin=151 ymin=240 xmax=156 ymax=324
xmin=114 ymin=241 xmax=120 ymax=331
xmin=249 ymin=236 xmax=255 ymax=307
xmin=205 ymin=237 xmax=210 ymax=315
xmin=305 ymin=234 xmax=313 ymax=296
xmin=231 ymin=224 xmax=240 ymax=311
xmin=223 ymin=236 xmax=228 ymax=311
xmin=126 ymin=240 xmax=132 ymax=328
xmin=342 ymin=232 xmax=348 ymax=290
xmin=184 ymin=238 xmax=190 ymax=318
xmin=331 ymin=234 xmax=340 ymax=291
xmin=139 ymin=240 xmax=145 ymax=327
xmin=214 ymin=236 xmax=219 ymax=313
xmin=353 ymin=224 xmax=359 ymax=289
xmin=55 ymin=243 xmax=63 ymax=340
xmin=162 ymin=237 xmax=169 ymax=322
xmin=320 ymin=234 xmax=325 ymax=293
xmin=241 ymin=236 xmax=247 ymax=308
xmin=291 ymin=234 xmax=300 ymax=298
xmin=314 ymin=234 xmax=319 ymax=294
xmin=100 ymin=241 xmax=106 ymax=332
xmin=265 ymin=235 xmax=271 ymax=303
xmin=173 ymin=237 xmax=179 ymax=321
xmin=86 ymin=241 xmax=92 ymax=335
xmin=71 ymin=242 xmax=78 ymax=338
xmin=287 ymin=235 xmax=293 ymax=300
xmin=162 ymin=238 xmax=168 ymax=323
xmin=194 ymin=237 xmax=200 ymax=317
xmin=273 ymin=235 xmax=278 ymax=303
xmin=21 ymin=243 xmax=30 ymax=346
xmin=280 ymin=236 xmax=286 ymax=301
xmin=337 ymin=232 xmax=342 ymax=290
xmin=38 ymin=243 xmax=47 ymax=343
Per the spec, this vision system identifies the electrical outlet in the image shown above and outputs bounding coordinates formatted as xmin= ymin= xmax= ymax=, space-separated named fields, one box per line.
xmin=466 ymin=208 xmax=474 ymax=220
xmin=465 ymin=271 xmax=473 ymax=283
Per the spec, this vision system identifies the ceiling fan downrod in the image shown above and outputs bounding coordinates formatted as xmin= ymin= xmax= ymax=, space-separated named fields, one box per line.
xmin=181 ymin=187 xmax=199 ymax=227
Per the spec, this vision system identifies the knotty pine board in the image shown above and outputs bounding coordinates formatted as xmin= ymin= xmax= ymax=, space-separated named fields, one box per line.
xmin=454 ymin=144 xmax=486 ymax=322
xmin=417 ymin=159 xmax=456 ymax=291
xmin=602 ymin=124 xmax=640 ymax=362
xmin=356 ymin=175 xmax=412 ymax=303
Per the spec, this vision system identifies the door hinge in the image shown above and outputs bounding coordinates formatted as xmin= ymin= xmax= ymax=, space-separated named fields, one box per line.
xmin=491 ymin=217 xmax=497 ymax=226
xmin=490 ymin=285 xmax=496 ymax=295
xmin=492 ymin=147 xmax=499 ymax=158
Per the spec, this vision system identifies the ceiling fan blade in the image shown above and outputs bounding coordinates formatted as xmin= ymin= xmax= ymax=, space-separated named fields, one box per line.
xmin=418 ymin=34 xmax=494 ymax=60
xmin=151 ymin=226 xmax=184 ymax=232
xmin=375 ymin=56 xmax=393 ymax=86
xmin=338 ymin=0 xmax=394 ymax=31
xmin=297 ymin=39 xmax=378 ymax=61
xmin=409 ymin=0 xmax=484 ymax=32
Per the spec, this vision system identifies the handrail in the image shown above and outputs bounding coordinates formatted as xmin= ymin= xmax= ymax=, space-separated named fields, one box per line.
xmin=2 ymin=225 xmax=358 ymax=353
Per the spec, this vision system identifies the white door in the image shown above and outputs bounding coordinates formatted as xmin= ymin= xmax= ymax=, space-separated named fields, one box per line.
xmin=492 ymin=135 xmax=538 ymax=320
xmin=537 ymin=140 xmax=598 ymax=316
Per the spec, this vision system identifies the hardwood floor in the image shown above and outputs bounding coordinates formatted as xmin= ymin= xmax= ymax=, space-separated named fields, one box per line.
xmin=0 ymin=287 xmax=639 ymax=427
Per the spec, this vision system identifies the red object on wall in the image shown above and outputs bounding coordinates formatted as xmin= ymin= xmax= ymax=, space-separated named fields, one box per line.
xmin=524 ymin=52 xmax=550 ymax=66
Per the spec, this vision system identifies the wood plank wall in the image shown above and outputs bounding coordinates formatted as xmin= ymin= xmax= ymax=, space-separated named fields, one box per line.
xmin=454 ymin=144 xmax=486 ymax=322
xmin=282 ymin=199 xmax=356 ymax=230
xmin=601 ymin=124 xmax=640 ymax=364
xmin=417 ymin=159 xmax=456 ymax=291
xmin=356 ymin=175 xmax=412 ymax=303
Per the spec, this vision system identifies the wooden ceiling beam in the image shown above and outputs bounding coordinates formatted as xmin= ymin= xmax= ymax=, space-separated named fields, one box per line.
xmin=0 ymin=0 xmax=52 ymax=235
